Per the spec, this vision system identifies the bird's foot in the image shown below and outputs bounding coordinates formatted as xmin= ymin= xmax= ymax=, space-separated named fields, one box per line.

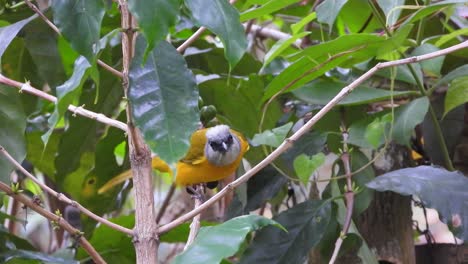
xmin=186 ymin=185 xmax=206 ymax=202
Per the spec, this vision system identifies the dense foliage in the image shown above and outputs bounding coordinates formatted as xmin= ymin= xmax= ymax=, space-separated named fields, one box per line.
xmin=0 ymin=0 xmax=467 ymax=263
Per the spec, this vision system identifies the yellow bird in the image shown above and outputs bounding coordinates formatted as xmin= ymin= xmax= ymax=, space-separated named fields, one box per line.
xmin=175 ymin=125 xmax=249 ymax=186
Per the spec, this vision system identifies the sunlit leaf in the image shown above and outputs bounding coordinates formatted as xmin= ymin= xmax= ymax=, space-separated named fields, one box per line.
xmin=293 ymin=153 xmax=326 ymax=184
xmin=251 ymin=122 xmax=293 ymax=148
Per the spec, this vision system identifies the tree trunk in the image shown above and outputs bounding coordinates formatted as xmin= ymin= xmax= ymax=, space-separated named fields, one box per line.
xmin=355 ymin=144 xmax=415 ymax=264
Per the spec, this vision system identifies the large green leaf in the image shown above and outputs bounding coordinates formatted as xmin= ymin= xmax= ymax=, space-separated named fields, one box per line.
xmin=26 ymin=131 xmax=61 ymax=179
xmin=23 ymin=19 xmax=66 ymax=88
xmin=444 ymin=76 xmax=468 ymax=117
xmin=293 ymin=79 xmax=415 ymax=106
xmin=76 ymin=215 xmax=134 ymax=263
xmin=199 ymin=76 xmax=281 ymax=138
xmin=240 ymin=0 xmax=302 ymax=21
xmin=434 ymin=64 xmax=468 ymax=88
xmin=42 ymin=56 xmax=91 ymax=146
xmin=376 ymin=0 xmax=404 ymax=27
xmin=185 ymin=0 xmax=247 ymax=68
xmin=316 ymin=0 xmax=347 ymax=31
xmin=0 ymin=14 xmax=36 ymax=58
xmin=263 ymin=34 xmax=387 ymax=101
xmin=392 ymin=97 xmax=429 ymax=146
xmin=367 ymin=166 xmax=468 ymax=240
xmin=173 ymin=215 xmax=282 ymax=264
xmin=52 ymin=0 xmax=105 ymax=62
xmin=239 ymin=200 xmax=332 ymax=264
xmin=128 ymin=0 xmax=180 ymax=59
xmin=0 ymin=85 xmax=26 ymax=183
xmin=129 ymin=37 xmax=199 ymax=164
xmin=293 ymin=153 xmax=325 ymax=185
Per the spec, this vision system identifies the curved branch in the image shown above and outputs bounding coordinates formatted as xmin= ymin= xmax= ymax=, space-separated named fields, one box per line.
xmin=0 ymin=146 xmax=133 ymax=236
xmin=0 ymin=75 xmax=128 ymax=132
xmin=0 ymin=181 xmax=106 ymax=264
xmin=158 ymin=40 xmax=468 ymax=234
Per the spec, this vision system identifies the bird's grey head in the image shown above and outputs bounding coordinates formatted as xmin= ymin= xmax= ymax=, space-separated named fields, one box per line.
xmin=205 ymin=125 xmax=241 ymax=167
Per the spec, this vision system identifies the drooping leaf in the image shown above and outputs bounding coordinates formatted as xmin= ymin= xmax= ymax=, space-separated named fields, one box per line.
xmin=129 ymin=37 xmax=199 ymax=164
xmin=444 ymin=76 xmax=468 ymax=117
xmin=411 ymin=44 xmax=444 ymax=77
xmin=316 ymin=0 xmax=347 ymax=31
xmin=42 ymin=56 xmax=91 ymax=146
xmin=376 ymin=0 xmax=405 ymax=27
xmin=239 ymin=200 xmax=332 ymax=264
xmin=23 ymin=19 xmax=66 ymax=88
xmin=293 ymin=153 xmax=326 ymax=185
xmin=240 ymin=0 xmax=302 ymax=21
xmin=293 ymin=79 xmax=414 ymax=106
xmin=52 ymin=0 xmax=105 ymax=62
xmin=367 ymin=166 xmax=468 ymax=240
xmin=173 ymin=215 xmax=283 ymax=264
xmin=251 ymin=122 xmax=293 ymax=148
xmin=0 ymin=85 xmax=26 ymax=183
xmin=128 ymin=0 xmax=180 ymax=59
xmin=185 ymin=0 xmax=247 ymax=68
xmin=76 ymin=215 xmax=134 ymax=263
xmin=0 ymin=14 xmax=37 ymax=58
xmin=393 ymin=97 xmax=429 ymax=146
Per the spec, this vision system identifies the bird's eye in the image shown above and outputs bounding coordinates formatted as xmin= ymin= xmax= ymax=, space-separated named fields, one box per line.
xmin=227 ymin=135 xmax=233 ymax=143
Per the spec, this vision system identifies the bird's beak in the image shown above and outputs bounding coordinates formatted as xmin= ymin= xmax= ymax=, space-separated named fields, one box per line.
xmin=221 ymin=142 xmax=228 ymax=153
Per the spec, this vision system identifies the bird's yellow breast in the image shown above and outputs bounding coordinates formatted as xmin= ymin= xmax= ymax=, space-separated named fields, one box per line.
xmin=175 ymin=129 xmax=248 ymax=186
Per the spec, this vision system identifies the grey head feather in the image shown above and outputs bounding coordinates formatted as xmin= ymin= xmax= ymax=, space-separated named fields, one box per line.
xmin=205 ymin=125 xmax=241 ymax=167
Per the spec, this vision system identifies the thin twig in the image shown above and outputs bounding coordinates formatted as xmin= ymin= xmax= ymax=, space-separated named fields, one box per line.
xmin=184 ymin=185 xmax=204 ymax=250
xmin=0 ymin=181 xmax=106 ymax=264
xmin=158 ymin=40 xmax=468 ymax=234
xmin=24 ymin=0 xmax=123 ymax=78
xmin=0 ymin=75 xmax=128 ymax=132
xmin=156 ymin=183 xmax=176 ymax=224
xmin=329 ymin=120 xmax=355 ymax=264
xmin=0 ymin=146 xmax=133 ymax=236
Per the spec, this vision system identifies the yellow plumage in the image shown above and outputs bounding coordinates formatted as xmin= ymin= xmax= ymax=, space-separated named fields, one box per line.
xmin=175 ymin=128 xmax=249 ymax=186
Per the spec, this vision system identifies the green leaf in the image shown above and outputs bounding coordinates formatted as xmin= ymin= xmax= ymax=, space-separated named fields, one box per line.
xmin=173 ymin=215 xmax=282 ymax=264
xmin=366 ymin=166 xmax=468 ymax=240
xmin=411 ymin=44 xmax=444 ymax=77
xmin=393 ymin=97 xmax=429 ymax=146
xmin=128 ymin=0 xmax=180 ymax=59
xmin=444 ymin=76 xmax=468 ymax=117
xmin=239 ymin=200 xmax=332 ymax=264
xmin=199 ymin=76 xmax=282 ymax=138
xmin=364 ymin=114 xmax=391 ymax=149
xmin=0 ymin=15 xmax=36 ymax=58
xmin=23 ymin=19 xmax=66 ymax=88
xmin=316 ymin=0 xmax=347 ymax=31
xmin=291 ymin=12 xmax=317 ymax=34
xmin=376 ymin=0 xmax=404 ymax=26
xmin=434 ymin=64 xmax=468 ymax=88
xmin=263 ymin=31 xmax=309 ymax=67
xmin=26 ymin=131 xmax=61 ymax=178
xmin=263 ymin=34 xmax=387 ymax=101
xmin=76 ymin=215 xmax=134 ymax=263
xmin=0 ymin=85 xmax=26 ymax=183
xmin=240 ymin=0 xmax=302 ymax=21
xmin=401 ymin=0 xmax=467 ymax=27
xmin=293 ymin=79 xmax=415 ymax=106
xmin=42 ymin=56 xmax=91 ymax=146
xmin=0 ymin=250 xmax=77 ymax=264
xmin=129 ymin=37 xmax=199 ymax=164
xmin=251 ymin=122 xmax=293 ymax=148
xmin=185 ymin=0 xmax=247 ymax=68
xmin=52 ymin=0 xmax=105 ymax=62
xmin=293 ymin=153 xmax=326 ymax=184
xmin=161 ymin=222 xmax=217 ymax=243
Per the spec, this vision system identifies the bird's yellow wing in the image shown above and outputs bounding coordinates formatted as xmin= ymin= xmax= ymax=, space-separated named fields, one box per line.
xmin=179 ymin=129 xmax=207 ymax=165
